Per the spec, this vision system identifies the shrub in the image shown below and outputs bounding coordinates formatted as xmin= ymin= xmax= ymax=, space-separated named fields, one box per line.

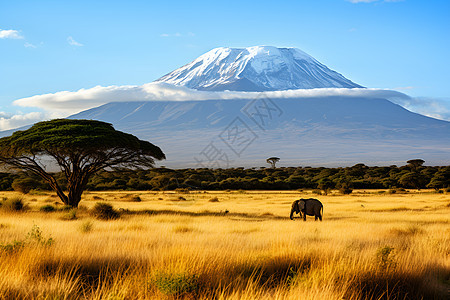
xmin=2 ymin=197 xmax=25 ymax=211
xmin=208 ymin=197 xmax=219 ymax=202
xmin=61 ymin=209 xmax=77 ymax=221
xmin=39 ymin=205 xmax=56 ymax=212
xmin=376 ymin=246 xmax=396 ymax=271
xmin=91 ymin=202 xmax=119 ymax=220
xmin=79 ymin=220 xmax=93 ymax=233
xmin=11 ymin=178 xmax=39 ymax=194
xmin=153 ymin=271 xmax=199 ymax=296
xmin=59 ymin=205 xmax=73 ymax=212
xmin=124 ymin=195 xmax=141 ymax=202
xmin=339 ymin=187 xmax=353 ymax=195
xmin=175 ymin=188 xmax=190 ymax=194
xmin=388 ymin=189 xmax=397 ymax=194
xmin=27 ymin=224 xmax=54 ymax=246
xmin=0 ymin=240 xmax=25 ymax=253
xmin=312 ymin=189 xmax=322 ymax=195
xmin=0 ymin=225 xmax=53 ymax=253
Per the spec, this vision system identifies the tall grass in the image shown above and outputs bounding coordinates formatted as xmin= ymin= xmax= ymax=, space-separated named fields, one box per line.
xmin=0 ymin=190 xmax=447 ymax=299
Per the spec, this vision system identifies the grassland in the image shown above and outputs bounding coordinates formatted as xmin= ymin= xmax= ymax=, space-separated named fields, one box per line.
xmin=0 ymin=189 xmax=448 ymax=299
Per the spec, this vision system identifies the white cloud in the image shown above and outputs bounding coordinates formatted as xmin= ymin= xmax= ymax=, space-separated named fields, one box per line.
xmin=0 ymin=29 xmax=23 ymax=39
xmin=389 ymin=97 xmax=450 ymax=121
xmin=67 ymin=36 xmax=83 ymax=46
xmin=13 ymin=82 xmax=409 ymax=113
xmin=24 ymin=42 xmax=37 ymax=48
xmin=0 ymin=111 xmax=50 ymax=131
xmin=10 ymin=83 xmax=450 ymax=128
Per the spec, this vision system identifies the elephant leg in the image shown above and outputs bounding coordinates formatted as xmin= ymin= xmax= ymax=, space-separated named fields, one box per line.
xmin=303 ymin=214 xmax=306 ymax=221
xmin=315 ymin=215 xmax=318 ymax=221
xmin=319 ymin=214 xmax=322 ymax=221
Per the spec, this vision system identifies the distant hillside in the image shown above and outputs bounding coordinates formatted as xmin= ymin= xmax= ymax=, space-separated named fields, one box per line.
xmin=70 ymin=96 xmax=450 ymax=168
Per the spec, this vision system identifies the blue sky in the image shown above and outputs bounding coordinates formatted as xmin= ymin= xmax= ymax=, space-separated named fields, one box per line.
xmin=0 ymin=0 xmax=449 ymax=129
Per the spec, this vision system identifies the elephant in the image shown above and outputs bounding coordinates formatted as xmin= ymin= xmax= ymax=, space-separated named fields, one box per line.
xmin=290 ymin=198 xmax=323 ymax=221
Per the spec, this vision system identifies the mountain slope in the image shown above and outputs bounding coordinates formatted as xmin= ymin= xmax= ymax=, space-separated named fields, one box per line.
xmin=156 ymin=46 xmax=363 ymax=91
xmin=69 ymin=97 xmax=450 ymax=167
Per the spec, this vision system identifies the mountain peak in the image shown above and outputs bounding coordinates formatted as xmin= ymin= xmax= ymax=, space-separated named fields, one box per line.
xmin=155 ymin=46 xmax=363 ymax=91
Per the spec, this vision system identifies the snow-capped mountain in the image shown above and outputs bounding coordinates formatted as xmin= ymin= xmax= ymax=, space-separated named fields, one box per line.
xmin=3 ymin=45 xmax=449 ymax=167
xmin=156 ymin=46 xmax=363 ymax=91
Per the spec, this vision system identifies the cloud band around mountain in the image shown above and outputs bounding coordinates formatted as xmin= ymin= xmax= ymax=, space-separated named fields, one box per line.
xmin=9 ymin=83 xmax=450 ymax=131
xmin=13 ymin=82 xmax=410 ymax=113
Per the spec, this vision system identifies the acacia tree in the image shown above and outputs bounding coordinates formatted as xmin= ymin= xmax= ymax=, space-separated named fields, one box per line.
xmin=266 ymin=157 xmax=280 ymax=168
xmin=0 ymin=119 xmax=165 ymax=207
xmin=407 ymin=159 xmax=425 ymax=171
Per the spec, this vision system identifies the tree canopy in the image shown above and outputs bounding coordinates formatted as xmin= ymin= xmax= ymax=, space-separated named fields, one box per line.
xmin=0 ymin=119 xmax=165 ymax=207
xmin=266 ymin=157 xmax=280 ymax=168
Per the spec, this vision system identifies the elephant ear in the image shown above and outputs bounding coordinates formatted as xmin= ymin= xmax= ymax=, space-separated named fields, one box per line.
xmin=298 ymin=201 xmax=305 ymax=210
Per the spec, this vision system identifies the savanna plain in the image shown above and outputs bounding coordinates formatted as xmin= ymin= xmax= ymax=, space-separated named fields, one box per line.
xmin=0 ymin=189 xmax=448 ymax=299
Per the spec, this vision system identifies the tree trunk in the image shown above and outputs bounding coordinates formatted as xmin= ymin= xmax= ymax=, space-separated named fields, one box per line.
xmin=66 ymin=171 xmax=91 ymax=207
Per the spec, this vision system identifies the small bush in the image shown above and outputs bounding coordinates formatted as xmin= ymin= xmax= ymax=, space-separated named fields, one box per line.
xmin=92 ymin=202 xmax=119 ymax=220
xmin=59 ymin=205 xmax=73 ymax=212
xmin=339 ymin=187 xmax=353 ymax=195
xmin=125 ymin=195 xmax=141 ymax=202
xmin=79 ymin=220 xmax=93 ymax=233
xmin=40 ymin=205 xmax=56 ymax=212
xmin=175 ymin=188 xmax=190 ymax=194
xmin=11 ymin=178 xmax=39 ymax=194
xmin=208 ymin=197 xmax=219 ymax=202
xmin=388 ymin=189 xmax=397 ymax=194
xmin=28 ymin=189 xmax=47 ymax=195
xmin=312 ymin=189 xmax=322 ymax=195
xmin=2 ymin=197 xmax=25 ymax=212
xmin=0 ymin=240 xmax=25 ymax=253
xmin=61 ymin=209 xmax=77 ymax=221
xmin=153 ymin=271 xmax=199 ymax=296
xmin=376 ymin=246 xmax=396 ymax=271
xmin=131 ymin=195 xmax=142 ymax=202
xmin=27 ymin=224 xmax=54 ymax=246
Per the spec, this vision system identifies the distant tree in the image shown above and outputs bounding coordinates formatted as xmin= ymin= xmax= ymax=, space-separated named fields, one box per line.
xmin=266 ymin=157 xmax=280 ymax=168
xmin=0 ymin=119 xmax=165 ymax=207
xmin=11 ymin=177 xmax=40 ymax=194
xmin=427 ymin=168 xmax=450 ymax=190
xmin=399 ymin=172 xmax=427 ymax=190
xmin=317 ymin=178 xmax=334 ymax=195
xmin=407 ymin=159 xmax=425 ymax=171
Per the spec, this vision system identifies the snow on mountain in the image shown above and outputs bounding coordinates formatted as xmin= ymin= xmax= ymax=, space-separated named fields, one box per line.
xmin=156 ymin=46 xmax=363 ymax=91
xmin=4 ymin=45 xmax=449 ymax=167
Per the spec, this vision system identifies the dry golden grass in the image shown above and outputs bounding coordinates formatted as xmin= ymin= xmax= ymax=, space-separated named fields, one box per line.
xmin=0 ymin=189 xmax=448 ymax=299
